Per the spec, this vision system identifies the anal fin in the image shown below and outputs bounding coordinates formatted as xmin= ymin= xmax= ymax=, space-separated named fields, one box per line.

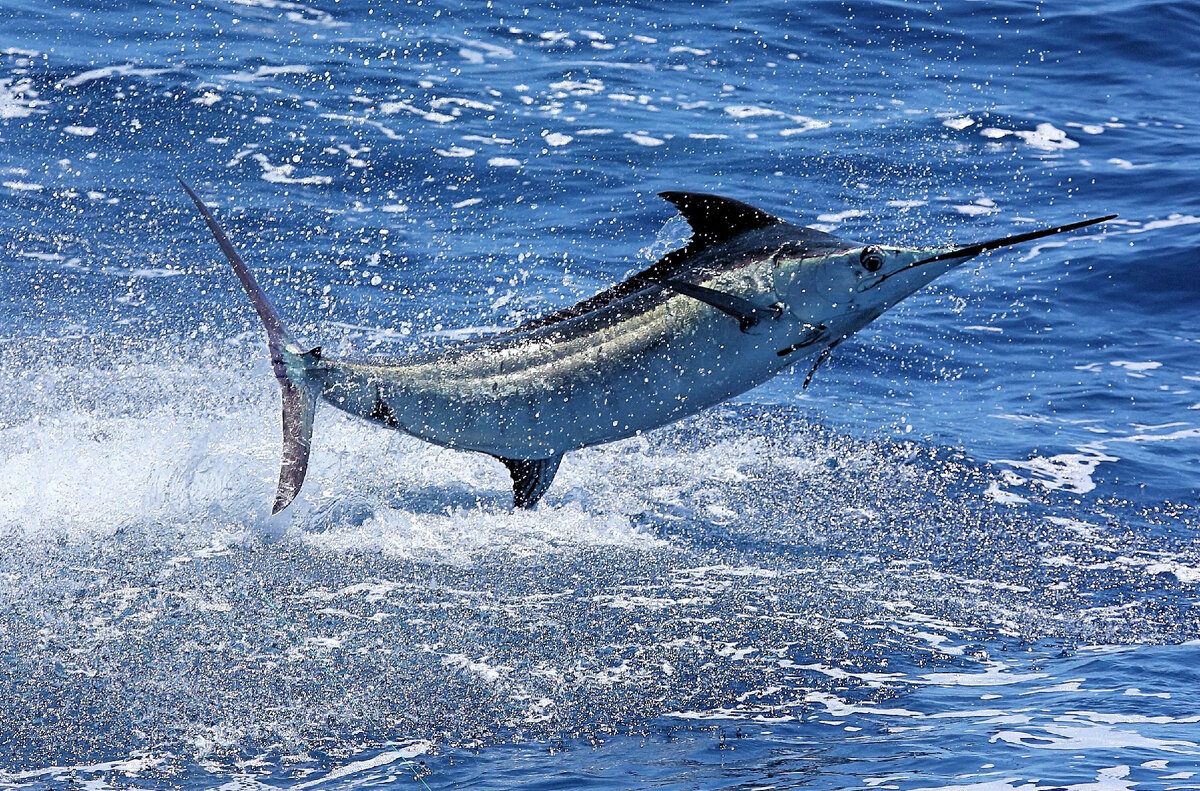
xmin=494 ymin=454 xmax=564 ymax=509
xmin=370 ymin=384 xmax=401 ymax=428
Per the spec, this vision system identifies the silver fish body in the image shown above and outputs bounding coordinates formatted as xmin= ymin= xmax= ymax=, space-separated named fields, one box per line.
xmin=323 ymin=238 xmax=828 ymax=458
xmin=180 ymin=180 xmax=1113 ymax=512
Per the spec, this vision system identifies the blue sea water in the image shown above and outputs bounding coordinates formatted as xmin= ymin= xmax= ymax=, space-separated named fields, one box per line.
xmin=1 ymin=0 xmax=1199 ymax=788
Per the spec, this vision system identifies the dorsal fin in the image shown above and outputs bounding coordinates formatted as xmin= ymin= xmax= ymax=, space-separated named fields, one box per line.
xmin=658 ymin=191 xmax=782 ymax=249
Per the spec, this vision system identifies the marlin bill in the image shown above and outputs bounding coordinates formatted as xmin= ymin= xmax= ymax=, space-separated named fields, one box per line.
xmin=180 ymin=181 xmax=1115 ymax=513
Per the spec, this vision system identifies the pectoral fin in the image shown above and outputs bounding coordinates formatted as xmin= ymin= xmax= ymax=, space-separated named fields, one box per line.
xmin=494 ymin=454 xmax=564 ymax=509
xmin=643 ymin=278 xmax=781 ymax=331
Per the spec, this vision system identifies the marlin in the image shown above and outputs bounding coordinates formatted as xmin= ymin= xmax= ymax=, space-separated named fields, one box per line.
xmin=180 ymin=180 xmax=1114 ymax=513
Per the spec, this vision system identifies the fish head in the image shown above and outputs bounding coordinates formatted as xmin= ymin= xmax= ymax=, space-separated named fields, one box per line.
xmin=772 ymin=243 xmax=941 ymax=335
xmin=773 ymin=214 xmax=1116 ymax=337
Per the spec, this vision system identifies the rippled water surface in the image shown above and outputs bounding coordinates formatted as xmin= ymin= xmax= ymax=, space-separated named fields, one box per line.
xmin=2 ymin=1 xmax=1198 ymax=789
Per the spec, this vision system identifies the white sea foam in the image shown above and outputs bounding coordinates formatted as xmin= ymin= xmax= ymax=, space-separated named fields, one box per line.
xmin=222 ymin=64 xmax=311 ymax=82
xmin=992 ymin=723 xmax=1198 ymax=754
xmin=955 ymin=201 xmax=1000 ymax=216
xmin=0 ymin=356 xmax=672 ymax=564
xmin=725 ymin=105 xmax=781 ymax=119
xmin=0 ymin=404 xmax=269 ymax=539
xmin=8 ymin=755 xmax=169 ymax=781
xmin=0 ymin=77 xmax=45 ymax=118
xmin=1012 ymin=123 xmax=1080 ymax=151
xmin=548 ymin=78 xmax=604 ymax=96
xmin=917 ymin=663 xmax=1047 ymax=687
xmin=994 ymin=449 xmax=1118 ymax=495
xmin=724 ymin=105 xmax=831 ymax=133
xmin=777 ymin=122 xmax=825 ymax=136
xmin=907 ymin=769 xmax=1134 ymax=791
xmin=462 ymin=133 xmax=516 ymax=145
xmin=379 ymin=100 xmax=455 ymax=124
xmin=435 ymin=145 xmax=475 ymax=158
xmin=291 ymin=743 xmax=433 ymax=790
xmin=816 ymin=209 xmax=866 ymax=224
xmin=320 ymin=111 xmax=407 ymax=141
xmin=224 ymin=0 xmax=341 ymax=27
xmin=434 ymin=35 xmax=514 ymax=61
xmin=1107 ymin=158 xmax=1154 ymax=170
xmin=1066 ymin=710 xmax=1200 ymax=725
xmin=432 ymin=96 xmax=495 ymax=112
xmin=296 ymin=497 xmax=668 ymax=565
xmin=624 ymin=132 xmax=664 ymax=146
xmin=979 ymin=123 xmax=1079 ymax=151
xmin=804 ymin=691 xmax=923 ymax=718
xmin=1110 ymin=360 xmax=1161 ymax=374
xmin=442 ymin=653 xmax=508 ymax=683
xmin=1125 ymin=688 xmax=1171 ymax=699
xmin=985 ymin=481 xmax=1029 ymax=505
xmin=1145 ymin=562 xmax=1200 ymax=584
xmin=57 ymin=64 xmax=173 ymax=88
xmin=252 ymin=153 xmax=332 ymax=185
xmin=1123 ymin=214 xmax=1200 ymax=234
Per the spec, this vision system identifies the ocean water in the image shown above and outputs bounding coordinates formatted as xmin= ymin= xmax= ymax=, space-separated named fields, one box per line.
xmin=1 ymin=0 xmax=1198 ymax=788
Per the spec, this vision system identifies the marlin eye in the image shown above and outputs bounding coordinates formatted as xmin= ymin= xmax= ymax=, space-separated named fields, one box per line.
xmin=860 ymin=246 xmax=884 ymax=272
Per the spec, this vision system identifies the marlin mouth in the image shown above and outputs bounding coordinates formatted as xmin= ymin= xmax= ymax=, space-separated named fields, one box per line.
xmin=867 ymin=214 xmax=1118 ymax=289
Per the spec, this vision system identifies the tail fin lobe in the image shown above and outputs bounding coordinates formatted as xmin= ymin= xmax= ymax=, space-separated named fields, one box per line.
xmin=178 ymin=177 xmax=299 ymax=357
xmin=181 ymin=177 xmax=320 ymax=514
xmin=274 ymin=367 xmax=319 ymax=514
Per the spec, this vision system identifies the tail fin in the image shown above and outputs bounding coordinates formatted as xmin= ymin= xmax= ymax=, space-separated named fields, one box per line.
xmin=180 ymin=178 xmax=321 ymax=514
xmin=274 ymin=369 xmax=319 ymax=513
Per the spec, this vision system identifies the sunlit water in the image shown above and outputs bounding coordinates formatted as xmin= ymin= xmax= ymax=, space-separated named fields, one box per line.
xmin=1 ymin=1 xmax=1198 ymax=789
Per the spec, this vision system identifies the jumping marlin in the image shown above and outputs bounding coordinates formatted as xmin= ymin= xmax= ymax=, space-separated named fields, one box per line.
xmin=180 ymin=180 xmax=1114 ymax=513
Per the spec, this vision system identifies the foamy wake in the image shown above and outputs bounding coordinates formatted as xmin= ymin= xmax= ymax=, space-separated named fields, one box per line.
xmin=0 ymin=351 xmax=675 ymax=562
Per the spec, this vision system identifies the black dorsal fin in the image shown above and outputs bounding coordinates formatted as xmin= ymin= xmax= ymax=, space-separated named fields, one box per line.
xmin=493 ymin=454 xmax=564 ymax=508
xmin=658 ymin=191 xmax=782 ymax=249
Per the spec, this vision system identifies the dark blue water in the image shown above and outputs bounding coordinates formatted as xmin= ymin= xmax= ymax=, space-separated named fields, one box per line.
xmin=2 ymin=1 xmax=1198 ymax=789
